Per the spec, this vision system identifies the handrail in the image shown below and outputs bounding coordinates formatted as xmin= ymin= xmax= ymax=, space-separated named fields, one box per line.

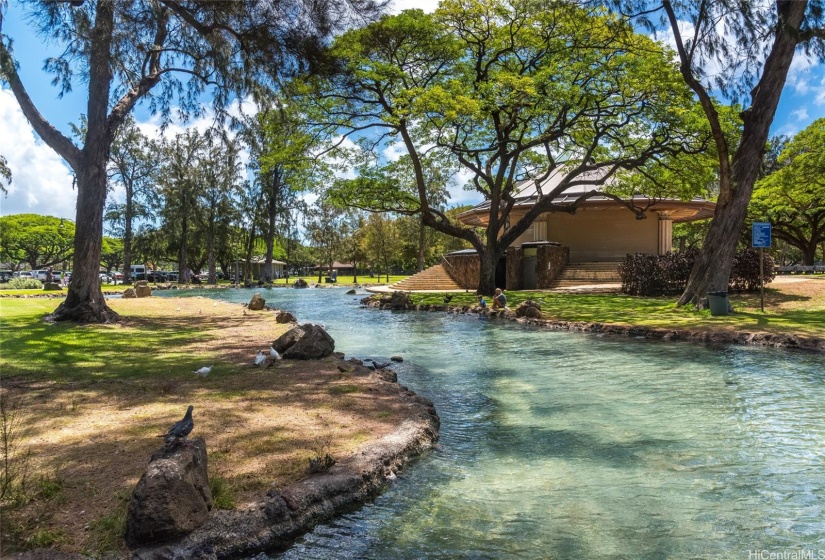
xmin=440 ymin=255 xmax=454 ymax=269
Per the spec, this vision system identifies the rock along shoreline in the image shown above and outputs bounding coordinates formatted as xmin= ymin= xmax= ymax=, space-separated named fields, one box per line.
xmin=361 ymin=295 xmax=825 ymax=354
xmin=130 ymin=365 xmax=439 ymax=560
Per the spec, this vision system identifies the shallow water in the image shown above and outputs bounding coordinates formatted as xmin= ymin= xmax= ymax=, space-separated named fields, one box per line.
xmin=157 ymin=287 xmax=825 ymax=559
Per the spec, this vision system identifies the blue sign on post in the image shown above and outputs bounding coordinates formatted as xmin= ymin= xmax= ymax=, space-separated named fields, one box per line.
xmin=752 ymin=222 xmax=771 ymax=248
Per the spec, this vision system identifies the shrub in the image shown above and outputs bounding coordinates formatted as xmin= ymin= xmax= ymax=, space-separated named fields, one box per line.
xmin=1 ymin=278 xmax=43 ymax=290
xmin=730 ymin=248 xmax=776 ymax=292
xmin=620 ymin=250 xmax=697 ymax=296
xmin=620 ymin=249 xmax=773 ymax=296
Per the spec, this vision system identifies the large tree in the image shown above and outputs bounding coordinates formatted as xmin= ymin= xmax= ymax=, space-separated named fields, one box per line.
xmin=0 ymin=214 xmax=75 ymax=270
xmin=245 ymin=105 xmax=320 ymax=282
xmin=157 ymin=129 xmax=208 ymax=284
xmin=599 ymin=0 xmax=825 ymax=306
xmin=301 ymin=1 xmax=708 ymax=294
xmin=104 ymin=117 xmax=158 ymax=283
xmin=750 ymin=119 xmax=825 ymax=265
xmin=0 ymin=0 xmax=382 ymax=322
xmin=198 ymin=133 xmax=243 ymax=284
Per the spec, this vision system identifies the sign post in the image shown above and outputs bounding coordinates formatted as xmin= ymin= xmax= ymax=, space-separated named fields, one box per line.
xmin=752 ymin=222 xmax=771 ymax=313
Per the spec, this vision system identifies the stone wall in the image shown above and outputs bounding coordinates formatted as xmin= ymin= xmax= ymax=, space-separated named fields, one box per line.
xmin=442 ymin=253 xmax=480 ymax=290
xmin=537 ymin=245 xmax=569 ymax=288
xmin=506 ymin=247 xmax=524 ymax=290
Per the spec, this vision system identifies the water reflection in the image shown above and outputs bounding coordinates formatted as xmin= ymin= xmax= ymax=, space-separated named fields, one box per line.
xmin=156 ymin=288 xmax=825 ymax=559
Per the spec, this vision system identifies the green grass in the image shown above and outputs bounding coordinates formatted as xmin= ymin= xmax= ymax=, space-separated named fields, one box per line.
xmin=408 ymin=289 xmax=825 ymax=338
xmin=0 ymin=299 xmax=214 ymax=382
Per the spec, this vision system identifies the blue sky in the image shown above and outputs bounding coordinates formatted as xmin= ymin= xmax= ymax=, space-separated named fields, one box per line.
xmin=1 ymin=0 xmax=824 ymax=222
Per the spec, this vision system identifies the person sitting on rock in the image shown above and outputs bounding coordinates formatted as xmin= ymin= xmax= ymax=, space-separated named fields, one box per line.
xmin=492 ymin=288 xmax=508 ymax=309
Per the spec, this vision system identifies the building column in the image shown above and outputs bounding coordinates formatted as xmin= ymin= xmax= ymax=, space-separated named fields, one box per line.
xmin=658 ymin=217 xmax=673 ymax=255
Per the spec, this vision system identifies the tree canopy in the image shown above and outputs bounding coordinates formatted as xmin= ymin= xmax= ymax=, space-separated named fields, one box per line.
xmin=298 ymin=1 xmax=709 ymax=292
xmin=0 ymin=0 xmax=383 ymax=321
xmin=599 ymin=0 xmax=825 ymax=307
xmin=751 ymin=119 xmax=825 ymax=265
xmin=0 ymin=214 xmax=75 ymax=270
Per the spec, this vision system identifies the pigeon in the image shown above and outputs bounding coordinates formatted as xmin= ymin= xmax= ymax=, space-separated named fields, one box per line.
xmin=159 ymin=405 xmax=194 ymax=445
xmin=254 ymin=350 xmax=266 ymax=366
xmin=269 ymin=346 xmax=282 ymax=360
xmin=193 ymin=365 xmax=212 ymax=377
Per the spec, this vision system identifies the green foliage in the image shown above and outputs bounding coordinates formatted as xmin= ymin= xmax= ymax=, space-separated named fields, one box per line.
xmin=0 ymin=214 xmax=75 ymax=270
xmin=300 ymin=1 xmax=709 ymax=293
xmin=88 ymin=491 xmax=129 ymax=554
xmin=0 ymin=154 xmax=11 ymax=194
xmin=620 ymin=249 xmax=774 ymax=296
xmin=751 ymin=118 xmax=825 ymax=265
xmin=209 ymin=476 xmax=236 ymax=510
xmin=1 ymin=278 xmax=43 ymax=290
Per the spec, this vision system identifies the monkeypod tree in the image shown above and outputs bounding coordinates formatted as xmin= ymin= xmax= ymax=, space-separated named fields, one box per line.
xmin=751 ymin=119 xmax=825 ymax=265
xmin=300 ymin=1 xmax=709 ymax=294
xmin=0 ymin=214 xmax=75 ymax=270
xmin=0 ymin=0 xmax=382 ymax=322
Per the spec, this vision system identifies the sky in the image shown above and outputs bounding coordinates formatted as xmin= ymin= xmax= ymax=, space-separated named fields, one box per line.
xmin=1 ymin=0 xmax=824 ymax=223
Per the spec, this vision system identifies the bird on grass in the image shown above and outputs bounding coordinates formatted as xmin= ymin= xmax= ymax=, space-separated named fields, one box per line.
xmin=269 ymin=346 xmax=282 ymax=360
xmin=443 ymin=294 xmax=453 ymax=304
xmin=193 ymin=365 xmax=212 ymax=377
xmin=158 ymin=405 xmax=194 ymax=445
xmin=254 ymin=350 xmax=266 ymax=366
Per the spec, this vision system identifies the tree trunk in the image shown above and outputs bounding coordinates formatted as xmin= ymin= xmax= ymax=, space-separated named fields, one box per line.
xmin=244 ymin=225 xmax=256 ymax=283
xmin=476 ymin=248 xmax=498 ymax=296
xmin=178 ymin=205 xmax=188 ymax=285
xmin=50 ymin=165 xmax=119 ymax=323
xmin=124 ymin=184 xmax=133 ymax=283
xmin=417 ymin=219 xmax=425 ymax=272
xmin=264 ymin=173 xmax=279 ymax=283
xmin=353 ymin=261 xmax=358 ymax=284
xmin=677 ymin=0 xmax=806 ymax=307
xmin=207 ymin=208 xmax=217 ymax=285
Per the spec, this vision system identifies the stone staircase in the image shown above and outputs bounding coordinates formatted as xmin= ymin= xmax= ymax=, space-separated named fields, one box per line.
xmin=547 ymin=261 xmax=622 ymax=290
xmin=390 ymin=264 xmax=464 ymax=292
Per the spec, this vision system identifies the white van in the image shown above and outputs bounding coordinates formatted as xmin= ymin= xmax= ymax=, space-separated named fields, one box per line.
xmin=130 ymin=265 xmax=147 ymax=280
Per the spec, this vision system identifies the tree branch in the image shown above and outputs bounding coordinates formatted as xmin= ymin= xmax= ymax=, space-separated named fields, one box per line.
xmin=0 ymin=43 xmax=82 ymax=169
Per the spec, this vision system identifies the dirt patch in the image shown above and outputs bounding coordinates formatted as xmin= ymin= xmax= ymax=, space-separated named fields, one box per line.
xmin=1 ymin=298 xmax=436 ymax=557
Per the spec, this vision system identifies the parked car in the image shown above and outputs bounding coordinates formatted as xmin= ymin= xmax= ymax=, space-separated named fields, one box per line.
xmin=0 ymin=270 xmax=12 ymax=283
xmin=14 ymin=271 xmax=34 ymax=280
xmin=99 ymin=272 xmax=111 ymax=283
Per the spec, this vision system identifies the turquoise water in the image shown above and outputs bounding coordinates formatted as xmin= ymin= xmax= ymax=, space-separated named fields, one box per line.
xmin=157 ymin=288 xmax=825 ymax=559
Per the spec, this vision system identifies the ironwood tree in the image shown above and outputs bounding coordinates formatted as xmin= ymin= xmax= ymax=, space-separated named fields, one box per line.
xmin=245 ymin=104 xmax=321 ymax=283
xmin=0 ymin=0 xmax=383 ymax=322
xmin=104 ymin=117 xmax=158 ymax=283
xmin=298 ymin=1 xmax=709 ymax=294
xmin=599 ymin=0 xmax=825 ymax=307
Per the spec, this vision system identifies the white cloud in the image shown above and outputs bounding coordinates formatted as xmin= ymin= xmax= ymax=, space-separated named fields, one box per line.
xmin=446 ymin=168 xmax=483 ymax=207
xmin=0 ymin=89 xmax=77 ymax=220
xmin=791 ymin=106 xmax=809 ymax=122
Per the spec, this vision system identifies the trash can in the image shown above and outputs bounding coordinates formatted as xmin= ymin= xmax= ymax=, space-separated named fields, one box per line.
xmin=707 ymin=291 xmax=729 ymax=316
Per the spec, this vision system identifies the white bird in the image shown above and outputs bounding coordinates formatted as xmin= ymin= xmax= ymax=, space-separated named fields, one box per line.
xmin=254 ymin=350 xmax=266 ymax=366
xmin=193 ymin=366 xmax=212 ymax=377
xmin=269 ymin=346 xmax=282 ymax=360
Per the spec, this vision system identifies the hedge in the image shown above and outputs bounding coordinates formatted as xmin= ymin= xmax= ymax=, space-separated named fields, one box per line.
xmin=620 ymin=249 xmax=775 ymax=296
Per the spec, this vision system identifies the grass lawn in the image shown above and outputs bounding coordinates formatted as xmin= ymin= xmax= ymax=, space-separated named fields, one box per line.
xmin=0 ymin=297 xmax=415 ymax=557
xmin=410 ymin=276 xmax=825 ymax=338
